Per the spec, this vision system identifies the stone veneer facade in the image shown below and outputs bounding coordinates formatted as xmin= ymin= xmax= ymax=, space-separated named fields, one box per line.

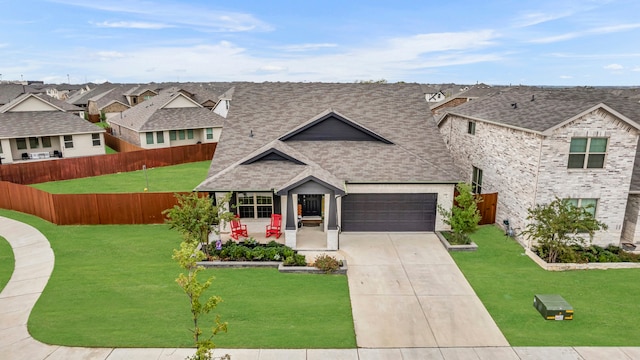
xmin=439 ymin=108 xmax=640 ymax=247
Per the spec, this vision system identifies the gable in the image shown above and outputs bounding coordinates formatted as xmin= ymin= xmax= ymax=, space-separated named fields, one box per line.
xmin=162 ymin=94 xmax=201 ymax=109
xmin=279 ymin=113 xmax=393 ymax=143
xmin=5 ymin=95 xmax=60 ymax=112
xmin=241 ymin=148 xmax=306 ymax=165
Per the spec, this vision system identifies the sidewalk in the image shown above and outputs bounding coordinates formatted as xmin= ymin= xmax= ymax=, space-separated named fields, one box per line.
xmin=1 ymin=216 xmax=640 ymax=359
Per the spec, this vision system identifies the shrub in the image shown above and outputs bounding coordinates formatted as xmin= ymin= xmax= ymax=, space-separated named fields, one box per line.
xmin=283 ymin=254 xmax=307 ymax=266
xmin=313 ymin=254 xmax=341 ymax=273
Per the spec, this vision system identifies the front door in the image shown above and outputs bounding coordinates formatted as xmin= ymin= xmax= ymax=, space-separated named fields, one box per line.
xmin=300 ymin=195 xmax=322 ymax=216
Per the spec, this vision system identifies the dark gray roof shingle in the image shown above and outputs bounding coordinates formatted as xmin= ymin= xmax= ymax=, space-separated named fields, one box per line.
xmin=0 ymin=112 xmax=105 ymax=138
xmin=197 ymin=82 xmax=462 ymax=191
xmin=446 ymin=88 xmax=640 ymax=132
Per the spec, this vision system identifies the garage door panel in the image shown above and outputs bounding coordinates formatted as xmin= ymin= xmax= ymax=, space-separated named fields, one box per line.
xmin=342 ymin=193 xmax=437 ymax=232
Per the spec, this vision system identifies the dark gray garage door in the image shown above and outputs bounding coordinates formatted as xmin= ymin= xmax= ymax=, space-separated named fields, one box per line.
xmin=341 ymin=193 xmax=437 ymax=231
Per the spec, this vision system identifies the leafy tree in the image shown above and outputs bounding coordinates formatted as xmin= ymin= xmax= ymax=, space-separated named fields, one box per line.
xmin=437 ymin=182 xmax=482 ymax=244
xmin=163 ymin=192 xmax=235 ymax=255
xmin=520 ymin=197 xmax=608 ymax=263
xmin=173 ymin=241 xmax=228 ymax=360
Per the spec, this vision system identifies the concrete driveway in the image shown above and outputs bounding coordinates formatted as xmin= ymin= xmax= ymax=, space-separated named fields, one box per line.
xmin=339 ymin=232 xmax=509 ymax=348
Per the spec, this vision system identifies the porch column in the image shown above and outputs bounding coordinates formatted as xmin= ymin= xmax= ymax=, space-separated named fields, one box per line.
xmin=285 ymin=192 xmax=297 ymax=248
xmin=327 ymin=191 xmax=339 ymax=250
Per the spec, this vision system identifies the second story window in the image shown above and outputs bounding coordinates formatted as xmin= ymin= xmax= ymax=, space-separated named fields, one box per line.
xmin=568 ymin=137 xmax=608 ymax=169
xmin=467 ymin=121 xmax=476 ymax=135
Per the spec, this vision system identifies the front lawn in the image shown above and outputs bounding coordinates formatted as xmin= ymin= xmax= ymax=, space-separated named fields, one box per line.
xmin=0 ymin=236 xmax=14 ymax=293
xmin=30 ymin=160 xmax=211 ymax=193
xmin=0 ymin=210 xmax=354 ymax=348
xmin=452 ymin=225 xmax=640 ymax=346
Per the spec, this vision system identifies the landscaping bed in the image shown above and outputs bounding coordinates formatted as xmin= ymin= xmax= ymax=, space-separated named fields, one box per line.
xmin=201 ymin=239 xmax=347 ymax=274
xmin=436 ymin=231 xmax=478 ymax=251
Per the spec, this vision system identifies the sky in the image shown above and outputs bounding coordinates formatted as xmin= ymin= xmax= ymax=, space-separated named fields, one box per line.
xmin=1 ymin=0 xmax=640 ymax=86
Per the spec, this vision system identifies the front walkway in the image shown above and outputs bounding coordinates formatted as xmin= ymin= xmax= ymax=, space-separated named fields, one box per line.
xmin=2 ymin=216 xmax=640 ymax=359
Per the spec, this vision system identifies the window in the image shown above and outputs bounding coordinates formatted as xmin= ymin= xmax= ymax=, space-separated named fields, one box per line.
xmin=237 ymin=192 xmax=273 ymax=219
xmin=17 ymin=138 xmax=27 ymax=150
xmin=169 ymin=130 xmax=177 ymax=141
xmin=187 ymin=129 xmax=194 ymax=139
xmin=157 ymin=131 xmax=164 ymax=144
xmin=64 ymin=135 xmax=74 ymax=148
xmin=29 ymin=137 xmax=39 ymax=149
xmin=566 ymin=198 xmax=598 ymax=217
xmin=0 ymin=141 xmax=3 ymax=154
xmin=468 ymin=121 xmax=476 ymax=135
xmin=568 ymin=137 xmax=608 ymax=169
xmin=178 ymin=130 xmax=186 ymax=140
xmin=206 ymin=128 xmax=214 ymax=140
xmin=144 ymin=95 xmax=152 ymax=100
xmin=41 ymin=136 xmax=51 ymax=148
xmin=146 ymin=132 xmax=154 ymax=145
xmin=92 ymin=133 xmax=101 ymax=146
xmin=472 ymin=166 xmax=483 ymax=194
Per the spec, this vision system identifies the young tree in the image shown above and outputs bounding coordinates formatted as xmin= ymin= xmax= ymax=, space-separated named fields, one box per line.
xmin=520 ymin=197 xmax=608 ymax=263
xmin=163 ymin=192 xmax=235 ymax=255
xmin=173 ymin=240 xmax=228 ymax=360
xmin=437 ymin=182 xmax=482 ymax=244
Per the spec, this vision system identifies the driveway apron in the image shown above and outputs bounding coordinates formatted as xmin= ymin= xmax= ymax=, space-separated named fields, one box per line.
xmin=339 ymin=232 xmax=509 ymax=348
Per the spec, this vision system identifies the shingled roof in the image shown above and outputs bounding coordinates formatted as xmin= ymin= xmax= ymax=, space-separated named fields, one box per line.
xmin=444 ymin=87 xmax=640 ymax=133
xmin=0 ymin=112 xmax=104 ymax=138
xmin=197 ymin=82 xmax=462 ymax=192
xmin=109 ymin=87 xmax=224 ymax=132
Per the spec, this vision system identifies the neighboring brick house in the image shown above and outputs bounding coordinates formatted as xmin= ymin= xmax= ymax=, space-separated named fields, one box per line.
xmin=438 ymin=88 xmax=640 ymax=247
xmin=108 ymin=87 xmax=224 ymax=149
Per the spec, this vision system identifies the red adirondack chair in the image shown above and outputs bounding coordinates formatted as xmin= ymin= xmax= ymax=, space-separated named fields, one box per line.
xmin=266 ymin=214 xmax=282 ymax=239
xmin=230 ymin=216 xmax=248 ymax=240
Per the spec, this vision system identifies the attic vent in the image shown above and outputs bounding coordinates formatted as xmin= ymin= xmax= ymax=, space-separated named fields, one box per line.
xmin=511 ymin=103 xmax=518 ymax=109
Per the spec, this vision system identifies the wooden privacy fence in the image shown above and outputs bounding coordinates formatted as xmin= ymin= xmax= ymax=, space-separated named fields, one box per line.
xmin=0 ymin=142 xmax=216 ymax=185
xmin=104 ymin=133 xmax=144 ymax=153
xmin=477 ymin=192 xmax=498 ymax=225
xmin=453 ymin=191 xmax=498 ymax=225
xmin=0 ymin=181 xmax=197 ymax=225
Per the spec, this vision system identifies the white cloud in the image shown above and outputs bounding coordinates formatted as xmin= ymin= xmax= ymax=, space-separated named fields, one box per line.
xmin=632 ymin=67 xmax=640 ymax=72
xmin=50 ymin=0 xmax=272 ymax=32
xmin=278 ymin=43 xmax=338 ymax=52
xmin=92 ymin=51 xmax=126 ymax=61
xmin=604 ymin=63 xmax=624 ymax=70
xmin=560 ymin=75 xmax=573 ymax=79
xmin=90 ymin=21 xmax=173 ymax=29
xmin=54 ymin=29 xmax=503 ymax=83
xmin=530 ymin=23 xmax=640 ymax=44
xmin=512 ymin=11 xmax=574 ymax=28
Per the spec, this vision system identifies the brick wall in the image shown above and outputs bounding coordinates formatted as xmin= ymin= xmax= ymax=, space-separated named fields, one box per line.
xmin=440 ymin=109 xmax=639 ymax=247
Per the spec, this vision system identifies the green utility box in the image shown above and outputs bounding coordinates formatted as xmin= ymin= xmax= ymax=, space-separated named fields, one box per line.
xmin=533 ymin=294 xmax=573 ymax=320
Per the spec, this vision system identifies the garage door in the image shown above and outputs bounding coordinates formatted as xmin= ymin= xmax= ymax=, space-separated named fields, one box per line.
xmin=341 ymin=193 xmax=437 ymax=231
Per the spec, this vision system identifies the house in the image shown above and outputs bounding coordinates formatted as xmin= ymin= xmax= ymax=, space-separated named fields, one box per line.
xmin=196 ymin=82 xmax=462 ymax=250
xmin=0 ymin=93 xmax=106 ymax=164
xmin=431 ymin=83 xmax=503 ymax=116
xmin=87 ymin=87 xmax=133 ymax=120
xmin=107 ymin=87 xmax=224 ymax=149
xmin=421 ymin=85 xmax=446 ymax=102
xmin=438 ymin=88 xmax=640 ymax=247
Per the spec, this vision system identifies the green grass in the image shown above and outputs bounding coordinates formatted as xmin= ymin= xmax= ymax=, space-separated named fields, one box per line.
xmin=0 ymin=210 xmax=354 ymax=348
xmin=451 ymin=225 xmax=640 ymax=346
xmin=0 ymin=236 xmax=14 ymax=293
xmin=105 ymin=146 xmax=117 ymax=154
xmin=30 ymin=161 xmax=211 ymax=193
